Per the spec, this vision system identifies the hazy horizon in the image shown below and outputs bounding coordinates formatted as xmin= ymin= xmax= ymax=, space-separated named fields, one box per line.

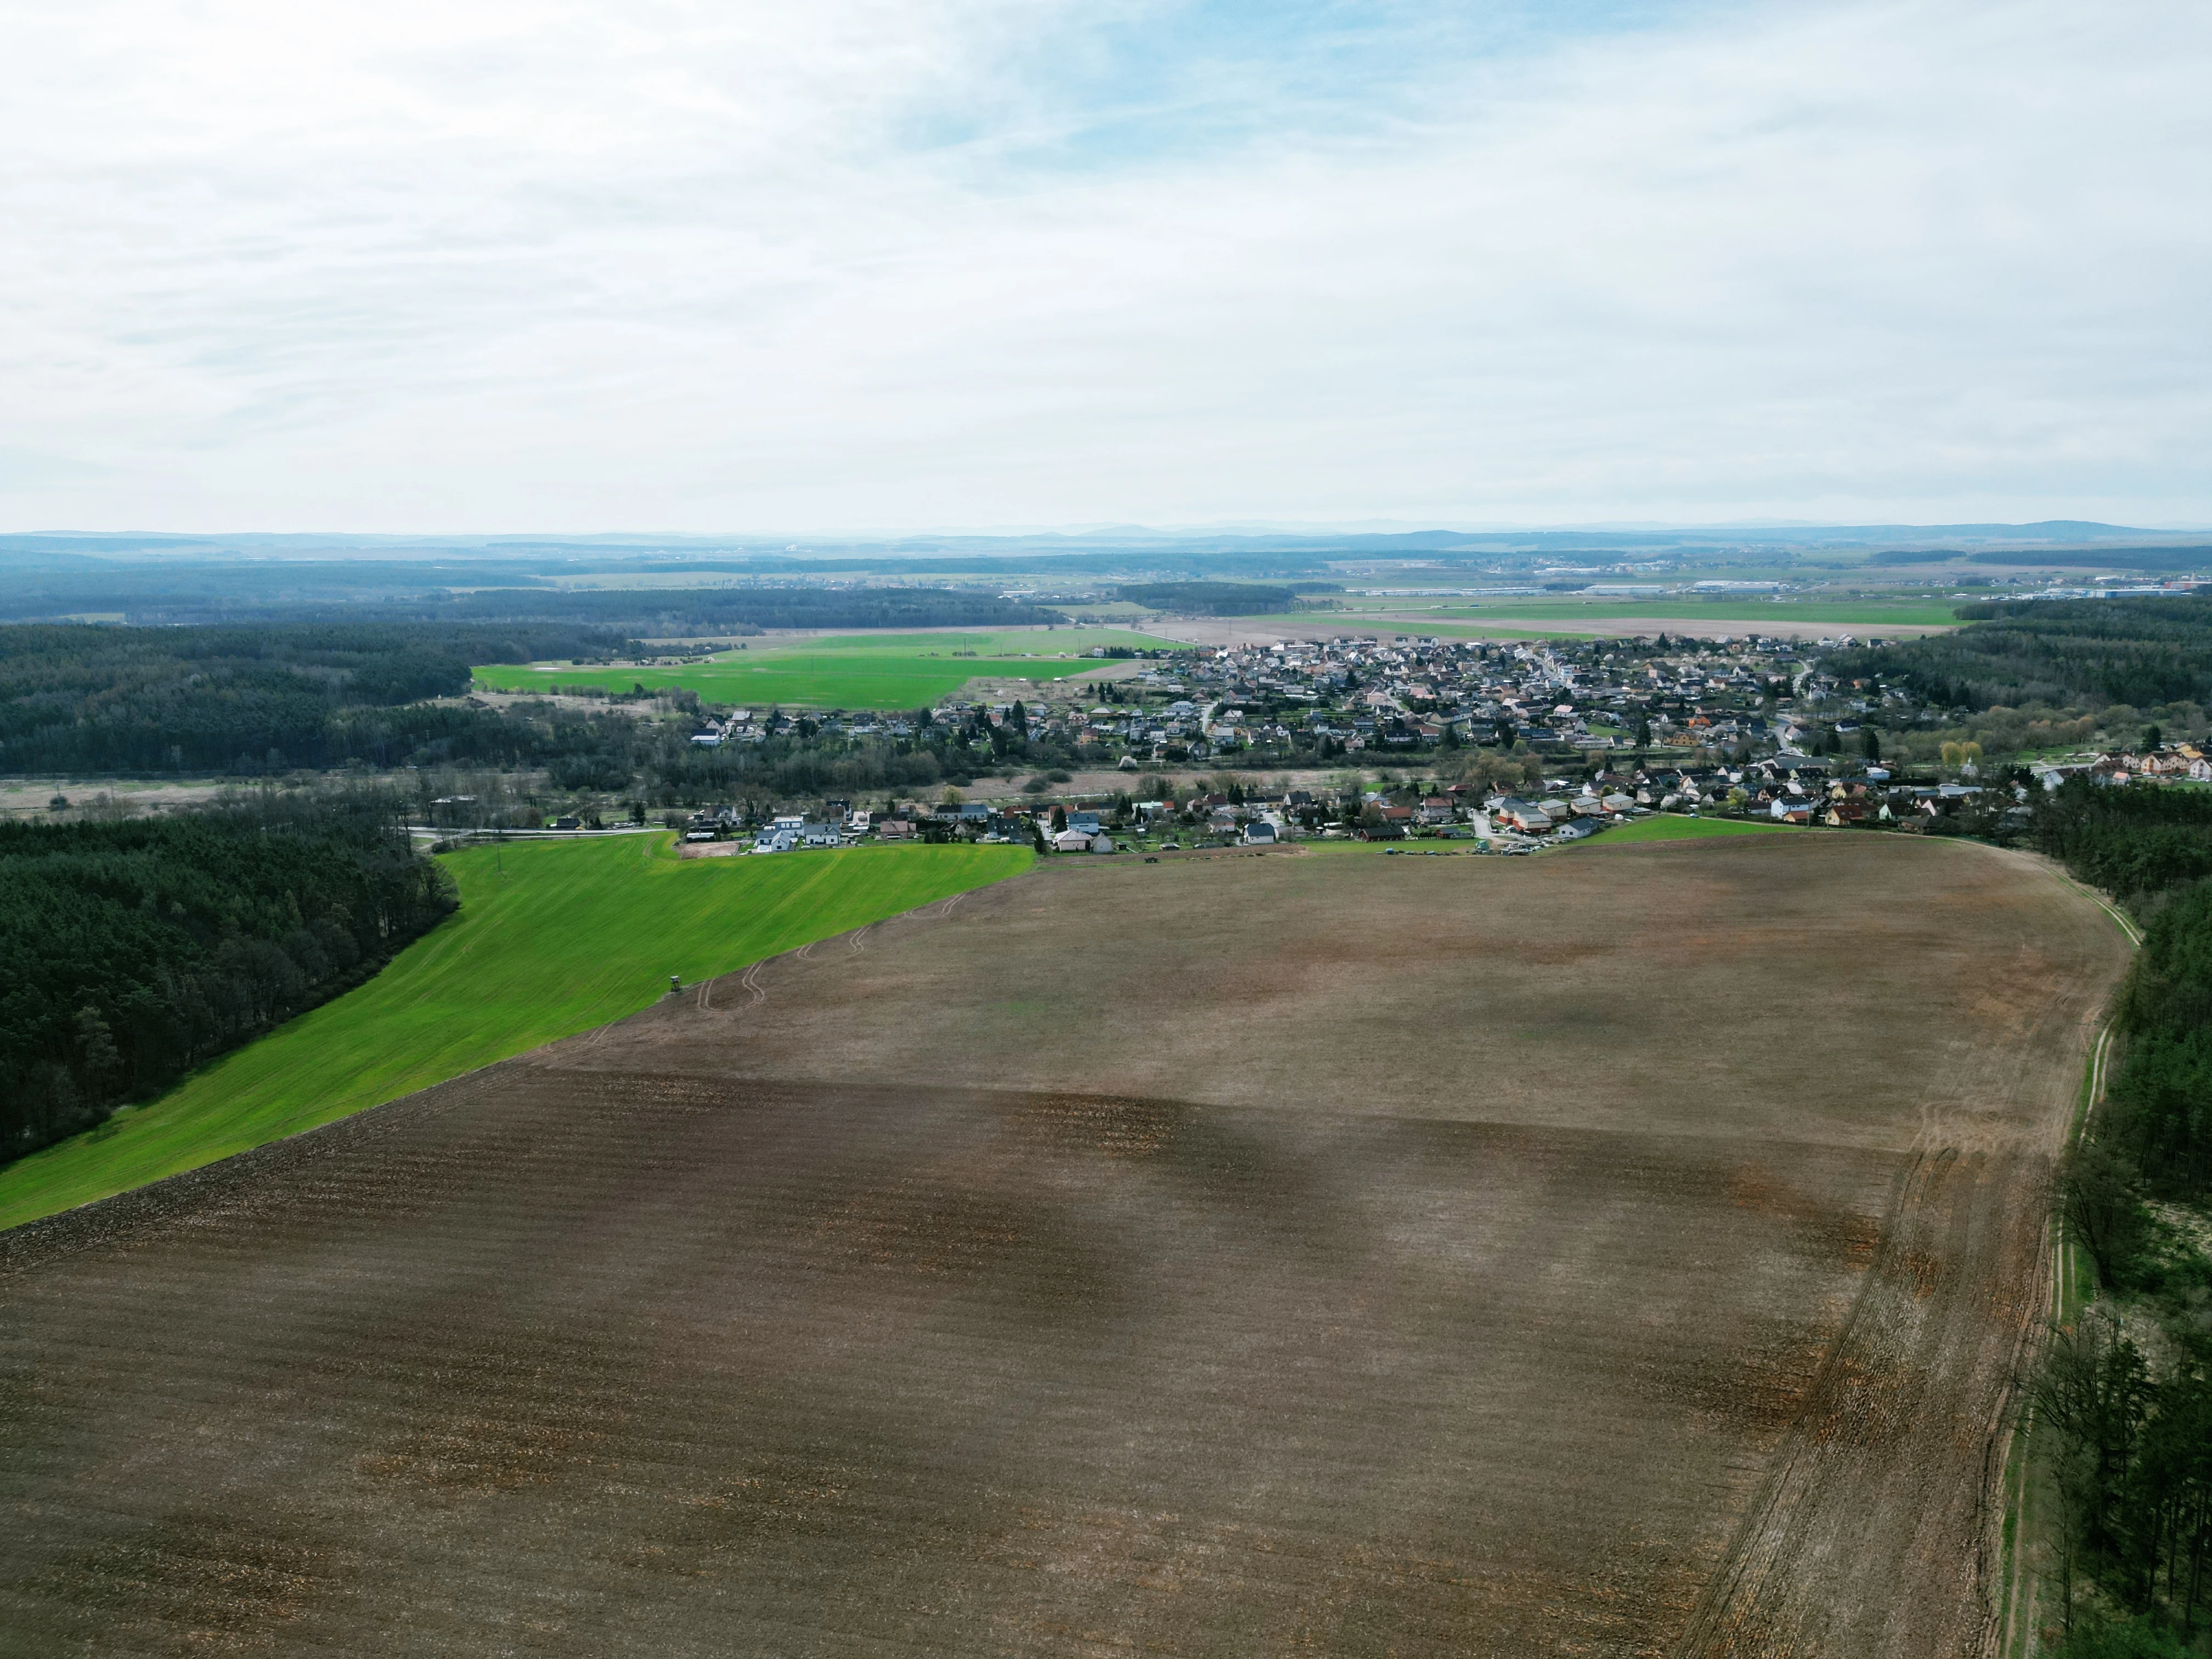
xmin=5 ymin=517 xmax=2210 ymax=550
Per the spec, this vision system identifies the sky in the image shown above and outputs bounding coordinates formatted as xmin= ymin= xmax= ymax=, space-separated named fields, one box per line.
xmin=3 ymin=0 xmax=2208 ymax=533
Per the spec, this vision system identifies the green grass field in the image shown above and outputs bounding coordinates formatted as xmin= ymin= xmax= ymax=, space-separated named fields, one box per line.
xmin=473 ymin=628 xmax=1177 ymax=709
xmin=0 ymin=836 xmax=1031 ymax=1233
xmin=1265 ymin=599 xmax=1959 ymax=633
xmin=1225 ymin=614 xmax=1601 ymax=641
xmin=1579 ymin=813 xmax=1807 ymax=844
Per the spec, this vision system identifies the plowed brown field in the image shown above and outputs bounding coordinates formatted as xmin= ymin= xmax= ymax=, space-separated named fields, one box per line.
xmin=0 ymin=837 xmax=2127 ymax=1656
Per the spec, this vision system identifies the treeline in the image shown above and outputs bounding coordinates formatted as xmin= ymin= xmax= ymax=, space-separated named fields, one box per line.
xmin=0 ymin=559 xmax=561 ymax=623
xmin=1114 ymin=582 xmax=1298 ymax=615
xmin=646 ymin=704 xmax=1079 ymax=806
xmin=0 ymin=617 xmax=1112 ymax=797
xmin=423 ymin=586 xmax=1066 ymax=632
xmin=2032 ymin=780 xmax=2212 ymax=1651
xmin=330 ymin=699 xmax=657 ymax=778
xmin=1968 ymin=549 xmax=2212 ymax=572
xmin=1832 ymin=596 xmax=2212 ymax=712
xmin=2033 ymin=1312 xmax=2212 ymax=1650
xmin=0 ymin=794 xmax=454 ymax=1164
xmin=0 ymin=621 xmax=628 ymax=774
xmin=2037 ymin=777 xmax=2212 ymax=901
xmin=0 ymin=555 xmax=1073 ymax=630
xmin=400 ymin=702 xmax=1096 ymax=820
xmin=654 ymin=737 xmax=951 ymax=805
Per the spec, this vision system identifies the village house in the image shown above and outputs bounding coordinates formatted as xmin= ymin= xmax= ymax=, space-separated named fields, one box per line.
xmin=1496 ymin=798 xmax=1556 ymax=833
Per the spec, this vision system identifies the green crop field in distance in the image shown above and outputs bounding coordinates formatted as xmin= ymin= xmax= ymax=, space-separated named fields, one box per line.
xmin=1302 ymin=599 xmax=1960 ymax=627
xmin=473 ymin=628 xmax=1180 ymax=710
xmin=1579 ymin=813 xmax=1808 ymax=844
xmin=1231 ymin=614 xmax=1599 ymax=640
xmin=0 ymin=836 xmax=1032 ymax=1233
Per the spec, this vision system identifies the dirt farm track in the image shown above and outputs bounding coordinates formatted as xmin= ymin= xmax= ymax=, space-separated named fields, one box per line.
xmin=0 ymin=837 xmax=2129 ymax=1656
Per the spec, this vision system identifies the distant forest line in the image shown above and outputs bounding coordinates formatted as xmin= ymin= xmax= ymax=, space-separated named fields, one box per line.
xmin=0 ymin=565 xmax=1066 ymax=632
xmin=0 ymin=619 xmax=1108 ymax=798
xmin=0 ymin=621 xmax=628 ymax=775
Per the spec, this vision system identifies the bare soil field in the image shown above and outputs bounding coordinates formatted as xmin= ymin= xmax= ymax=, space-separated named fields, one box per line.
xmin=0 ymin=837 xmax=2126 ymax=1656
xmin=0 ymin=775 xmax=242 ymax=822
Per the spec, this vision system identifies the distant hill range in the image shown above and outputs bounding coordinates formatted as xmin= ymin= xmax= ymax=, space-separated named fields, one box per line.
xmin=2 ymin=520 xmax=2203 ymax=567
xmin=0 ymin=521 xmax=2204 ymax=624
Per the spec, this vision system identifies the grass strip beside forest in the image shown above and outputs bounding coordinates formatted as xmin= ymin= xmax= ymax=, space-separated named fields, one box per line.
xmin=0 ymin=836 xmax=1030 ymax=1232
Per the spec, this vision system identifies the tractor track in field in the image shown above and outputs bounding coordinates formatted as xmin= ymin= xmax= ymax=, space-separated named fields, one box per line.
xmin=712 ymin=888 xmax=975 ymax=1012
xmin=1671 ymin=1136 xmax=2032 ymax=1657
xmin=1679 ymin=850 xmax=2128 ymax=1659
xmin=694 ymin=906 xmax=946 ymax=1017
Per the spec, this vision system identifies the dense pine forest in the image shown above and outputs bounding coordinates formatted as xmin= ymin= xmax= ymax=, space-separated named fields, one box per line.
xmin=1832 ymin=596 xmax=2212 ymax=714
xmin=2032 ymin=778 xmax=2212 ymax=1653
xmin=0 ymin=794 xmax=454 ymax=1164
xmin=2036 ymin=775 xmax=2212 ymax=900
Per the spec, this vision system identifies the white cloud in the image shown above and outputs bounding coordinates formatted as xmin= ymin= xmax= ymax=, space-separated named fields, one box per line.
xmin=1 ymin=0 xmax=2206 ymax=529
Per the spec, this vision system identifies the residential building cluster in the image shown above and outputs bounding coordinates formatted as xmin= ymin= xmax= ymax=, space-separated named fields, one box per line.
xmin=603 ymin=625 xmax=2212 ymax=854
xmin=1050 ymin=634 xmax=1825 ymax=764
xmin=2032 ymin=745 xmax=2212 ymax=789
